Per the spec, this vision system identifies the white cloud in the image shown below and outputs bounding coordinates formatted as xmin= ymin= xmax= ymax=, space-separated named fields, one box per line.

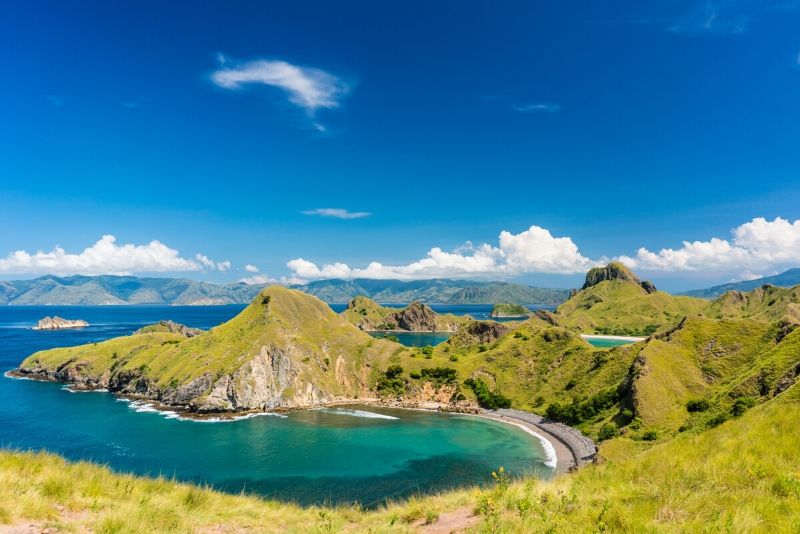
xmin=244 ymin=264 xmax=259 ymax=273
xmin=286 ymin=225 xmax=595 ymax=281
xmin=239 ymin=274 xmax=278 ymax=286
xmin=616 ymin=217 xmax=800 ymax=276
xmin=302 ymin=208 xmax=371 ymax=220
xmin=512 ymin=103 xmax=561 ymax=113
xmin=0 ymin=235 xmax=226 ymax=276
xmin=194 ymin=254 xmax=231 ymax=272
xmin=211 ymin=58 xmax=349 ymax=113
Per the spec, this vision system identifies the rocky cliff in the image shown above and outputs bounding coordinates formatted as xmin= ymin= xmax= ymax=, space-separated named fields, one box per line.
xmin=581 ymin=262 xmax=657 ymax=294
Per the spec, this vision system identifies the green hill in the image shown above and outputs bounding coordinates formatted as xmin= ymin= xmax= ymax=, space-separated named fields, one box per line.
xmin=16 ymin=287 xmax=407 ymax=412
xmin=708 ymin=284 xmax=800 ymax=323
xmin=489 ymin=303 xmax=531 ymax=318
xmin=556 ymin=262 xmax=708 ymax=336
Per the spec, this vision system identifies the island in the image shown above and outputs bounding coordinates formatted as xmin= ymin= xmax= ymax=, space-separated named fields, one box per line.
xmin=489 ymin=303 xmax=532 ymax=318
xmin=32 ymin=316 xmax=89 ymax=330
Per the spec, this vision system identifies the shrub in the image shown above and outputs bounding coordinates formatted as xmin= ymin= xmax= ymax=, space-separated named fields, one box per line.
xmin=409 ymin=371 xmax=421 ymax=380
xmin=598 ymin=423 xmax=619 ymax=441
xmin=545 ymin=387 xmax=620 ymax=426
xmin=731 ymin=397 xmax=756 ymax=417
xmin=384 ymin=335 xmax=399 ymax=343
xmin=686 ymin=399 xmax=710 ymax=412
xmin=464 ymin=378 xmax=512 ymax=409
xmin=641 ymin=429 xmax=658 ymax=441
xmin=707 ymin=413 xmax=729 ymax=428
xmin=385 ymin=365 xmax=404 ymax=379
xmin=420 ymin=367 xmax=457 ymax=386
xmin=421 ymin=346 xmax=434 ymax=356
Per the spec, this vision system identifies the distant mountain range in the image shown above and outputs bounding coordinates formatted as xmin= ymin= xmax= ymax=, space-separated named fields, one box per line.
xmin=0 ymin=275 xmax=570 ymax=306
xmin=292 ymin=278 xmax=570 ymax=305
xmin=0 ymin=275 xmax=263 ymax=306
xmin=680 ymin=268 xmax=800 ymax=298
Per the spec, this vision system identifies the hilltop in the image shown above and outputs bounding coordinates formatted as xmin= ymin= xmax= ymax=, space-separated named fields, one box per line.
xmin=681 ymin=267 xmax=800 ymax=298
xmin=556 ymin=262 xmax=708 ymax=336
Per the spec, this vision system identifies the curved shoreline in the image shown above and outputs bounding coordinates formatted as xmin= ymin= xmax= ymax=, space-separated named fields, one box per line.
xmin=473 ymin=409 xmax=596 ymax=473
xmin=6 ymin=370 xmax=594 ymax=473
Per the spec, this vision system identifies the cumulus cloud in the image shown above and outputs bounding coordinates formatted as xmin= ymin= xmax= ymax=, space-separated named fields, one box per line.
xmin=244 ymin=264 xmax=259 ymax=273
xmin=616 ymin=217 xmax=800 ymax=276
xmin=239 ymin=274 xmax=278 ymax=286
xmin=302 ymin=208 xmax=371 ymax=220
xmin=211 ymin=57 xmax=349 ymax=113
xmin=194 ymin=254 xmax=231 ymax=272
xmin=286 ymin=225 xmax=595 ymax=281
xmin=0 ymin=235 xmax=227 ymax=276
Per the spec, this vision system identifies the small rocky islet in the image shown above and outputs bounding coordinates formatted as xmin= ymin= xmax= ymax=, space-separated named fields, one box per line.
xmin=32 ymin=316 xmax=90 ymax=330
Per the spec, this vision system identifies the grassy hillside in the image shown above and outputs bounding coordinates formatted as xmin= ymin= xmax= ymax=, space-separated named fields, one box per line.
xmin=557 ymin=278 xmax=708 ymax=336
xmin=708 ymin=284 xmax=800 ymax=322
xmin=17 ymin=287 xmax=406 ymax=412
xmin=3 ymin=382 xmax=799 ymax=532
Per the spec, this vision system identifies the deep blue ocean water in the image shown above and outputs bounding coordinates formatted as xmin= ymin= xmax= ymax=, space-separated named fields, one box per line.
xmin=0 ymin=305 xmax=552 ymax=506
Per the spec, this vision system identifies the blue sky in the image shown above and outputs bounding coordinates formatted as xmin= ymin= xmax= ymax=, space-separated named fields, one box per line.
xmin=2 ymin=0 xmax=800 ymax=291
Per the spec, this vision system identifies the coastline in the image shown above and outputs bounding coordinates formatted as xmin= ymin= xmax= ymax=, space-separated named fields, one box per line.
xmin=6 ymin=370 xmax=594 ymax=473
xmin=473 ymin=409 xmax=596 ymax=473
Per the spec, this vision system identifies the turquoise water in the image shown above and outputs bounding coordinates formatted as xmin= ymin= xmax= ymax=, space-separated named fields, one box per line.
xmin=584 ymin=337 xmax=638 ymax=348
xmin=368 ymin=331 xmax=452 ymax=346
xmin=0 ymin=306 xmax=552 ymax=506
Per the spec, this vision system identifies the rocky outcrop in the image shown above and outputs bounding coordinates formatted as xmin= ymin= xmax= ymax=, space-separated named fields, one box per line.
xmin=580 ymin=262 xmax=657 ymax=294
xmin=447 ymin=320 xmax=511 ymax=349
xmin=32 ymin=317 xmax=89 ymax=330
xmin=390 ymin=301 xmax=439 ymax=331
xmin=133 ymin=320 xmax=203 ymax=338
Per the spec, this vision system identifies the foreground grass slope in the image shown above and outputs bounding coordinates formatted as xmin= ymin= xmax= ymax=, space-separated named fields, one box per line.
xmin=3 ymin=383 xmax=798 ymax=533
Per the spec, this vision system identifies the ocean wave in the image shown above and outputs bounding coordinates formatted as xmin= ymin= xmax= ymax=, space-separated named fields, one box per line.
xmin=319 ymin=408 xmax=399 ymax=420
xmin=3 ymin=371 xmax=32 ymax=380
xmin=61 ymin=385 xmax=109 ymax=393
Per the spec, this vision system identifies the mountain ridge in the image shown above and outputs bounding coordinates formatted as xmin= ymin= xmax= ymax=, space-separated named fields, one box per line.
xmin=680 ymin=268 xmax=800 ymax=298
xmin=0 ymin=274 xmax=570 ymax=306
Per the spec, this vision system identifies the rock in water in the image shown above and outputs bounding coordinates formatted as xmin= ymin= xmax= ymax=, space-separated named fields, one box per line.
xmin=33 ymin=316 xmax=89 ymax=330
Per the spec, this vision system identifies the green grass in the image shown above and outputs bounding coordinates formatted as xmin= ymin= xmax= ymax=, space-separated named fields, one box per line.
xmin=556 ymin=279 xmax=709 ymax=335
